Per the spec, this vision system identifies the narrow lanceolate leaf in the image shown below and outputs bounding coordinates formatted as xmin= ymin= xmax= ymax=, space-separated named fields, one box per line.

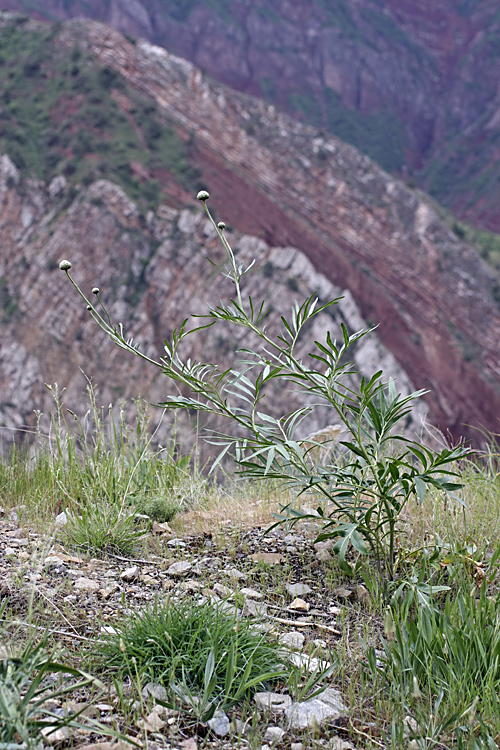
xmin=204 ymin=650 xmax=216 ymax=694
xmin=414 ymin=476 xmax=427 ymax=504
xmin=209 ymin=442 xmax=233 ymax=474
xmin=256 ymin=411 xmax=278 ymax=424
xmin=265 ymin=447 xmax=275 ymax=475
xmin=340 ymin=441 xmax=367 ymax=459
xmin=350 ymin=528 xmax=368 ymax=555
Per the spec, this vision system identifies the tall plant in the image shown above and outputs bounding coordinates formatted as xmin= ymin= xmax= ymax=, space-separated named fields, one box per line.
xmin=59 ymin=191 xmax=467 ymax=580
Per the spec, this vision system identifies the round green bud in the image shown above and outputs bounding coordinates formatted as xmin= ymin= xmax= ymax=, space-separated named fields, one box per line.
xmin=59 ymin=260 xmax=72 ymax=271
xmin=196 ymin=190 xmax=210 ymax=202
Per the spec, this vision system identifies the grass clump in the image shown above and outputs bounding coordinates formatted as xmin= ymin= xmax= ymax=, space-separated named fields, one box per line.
xmin=61 ymin=503 xmax=148 ymax=557
xmin=0 ymin=382 xmax=202 ymax=554
xmin=0 ymin=633 xmax=98 ymax=749
xmin=95 ymin=597 xmax=289 ymax=721
xmin=366 ymin=584 xmax=500 ymax=746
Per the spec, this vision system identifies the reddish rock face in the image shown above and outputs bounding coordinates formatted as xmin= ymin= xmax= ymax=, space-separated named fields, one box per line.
xmin=62 ymin=19 xmax=499 ymax=443
xmin=4 ymin=0 xmax=500 ymax=230
xmin=1 ymin=16 xmax=500 ymax=447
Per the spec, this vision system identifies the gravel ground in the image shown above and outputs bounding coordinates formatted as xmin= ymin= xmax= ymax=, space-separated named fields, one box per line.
xmin=0 ymin=513 xmax=379 ymax=750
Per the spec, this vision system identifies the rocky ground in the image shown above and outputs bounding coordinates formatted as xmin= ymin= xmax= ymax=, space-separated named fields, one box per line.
xmin=0 ymin=509 xmax=381 ymax=750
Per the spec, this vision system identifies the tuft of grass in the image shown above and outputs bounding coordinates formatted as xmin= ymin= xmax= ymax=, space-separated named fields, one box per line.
xmin=365 ymin=585 xmax=500 ymax=745
xmin=61 ymin=504 xmax=148 ymax=557
xmin=94 ymin=597 xmax=289 ymax=720
xmin=0 ymin=632 xmax=99 ymax=748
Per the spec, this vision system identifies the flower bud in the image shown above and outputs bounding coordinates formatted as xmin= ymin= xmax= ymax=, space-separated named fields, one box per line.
xmin=468 ymin=696 xmax=479 ymax=727
xmin=383 ymin=606 xmax=396 ymax=641
xmin=196 ymin=190 xmax=210 ymax=202
xmin=412 ymin=675 xmax=421 ymax=699
xmin=92 ymin=287 xmax=100 ymax=295
xmin=59 ymin=260 xmax=72 ymax=271
xmin=217 ymin=221 xmax=226 ymax=230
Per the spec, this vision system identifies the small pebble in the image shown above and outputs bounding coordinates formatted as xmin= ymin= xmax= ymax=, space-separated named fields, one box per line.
xmin=167 ymin=560 xmax=192 ymax=576
xmin=120 ymin=566 xmax=140 ymax=582
xmin=264 ymin=726 xmax=286 ymax=743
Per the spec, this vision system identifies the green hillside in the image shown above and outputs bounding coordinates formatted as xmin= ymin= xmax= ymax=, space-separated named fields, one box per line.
xmin=0 ymin=15 xmax=202 ymax=209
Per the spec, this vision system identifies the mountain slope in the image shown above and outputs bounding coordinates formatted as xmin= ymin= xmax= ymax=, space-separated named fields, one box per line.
xmin=0 ymin=15 xmax=499 ymax=445
xmin=0 ymin=157 xmax=426 ymax=449
xmin=0 ymin=14 xmax=202 ymax=210
xmin=4 ymin=0 xmax=500 ymax=232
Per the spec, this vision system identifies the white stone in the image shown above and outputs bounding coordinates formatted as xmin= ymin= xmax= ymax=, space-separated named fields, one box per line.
xmin=242 ymin=599 xmax=268 ymax=617
xmin=315 ymin=548 xmax=332 ymax=562
xmin=120 ymin=565 xmax=140 ymax=581
xmin=254 ymin=692 xmax=293 ymax=714
xmin=285 ymin=688 xmax=346 ymax=729
xmin=287 ymin=652 xmax=332 ymax=673
xmin=49 ymin=174 xmax=67 ymax=197
xmin=41 ymin=726 xmax=73 ymax=743
xmin=55 ymin=511 xmax=69 ymax=527
xmin=240 ymin=587 xmax=263 ymax=599
xmin=44 ymin=555 xmax=65 ymax=565
xmin=152 ymin=521 xmax=172 ymax=534
xmin=286 ymin=583 xmax=312 ymax=596
xmin=329 ymin=739 xmax=356 ymax=750
xmin=264 ymin=726 xmax=286 ymax=743
xmin=138 ymin=706 xmax=166 ymax=733
xmin=313 ymin=638 xmax=328 ymax=649
xmin=280 ymin=631 xmax=305 ymax=651
xmin=167 ymin=561 xmax=192 ymax=576
xmin=224 ymin=567 xmax=248 ymax=581
xmin=74 ymin=577 xmax=100 ymax=592
xmin=213 ymin=582 xmax=232 ymax=597
xmin=142 ymin=682 xmax=168 ymax=701
xmin=208 ymin=710 xmax=230 ymax=736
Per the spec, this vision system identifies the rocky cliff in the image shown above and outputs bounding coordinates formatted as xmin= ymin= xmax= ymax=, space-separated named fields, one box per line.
xmin=0 ymin=156 xmax=425 ymax=451
xmin=0 ymin=15 xmax=499 ymax=446
xmin=5 ymin=0 xmax=500 ymax=232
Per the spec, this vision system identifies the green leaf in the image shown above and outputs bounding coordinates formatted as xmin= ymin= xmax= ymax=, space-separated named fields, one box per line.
xmin=414 ymin=476 xmax=427 ymax=504
xmin=340 ymin=441 xmax=367 ymax=458
xmin=265 ymin=447 xmax=275 ymax=475
xmin=209 ymin=442 xmax=232 ymax=475
xmin=350 ymin=529 xmax=368 ymax=555
xmin=489 ymin=544 xmax=500 ymax=568
xmin=204 ymin=650 xmax=216 ymax=694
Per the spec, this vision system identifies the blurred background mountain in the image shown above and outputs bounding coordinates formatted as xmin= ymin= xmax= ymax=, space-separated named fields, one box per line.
xmin=0 ymin=4 xmax=499 ymax=447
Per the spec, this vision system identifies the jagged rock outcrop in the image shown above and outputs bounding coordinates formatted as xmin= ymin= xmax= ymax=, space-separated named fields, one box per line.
xmin=6 ymin=0 xmax=500 ymax=231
